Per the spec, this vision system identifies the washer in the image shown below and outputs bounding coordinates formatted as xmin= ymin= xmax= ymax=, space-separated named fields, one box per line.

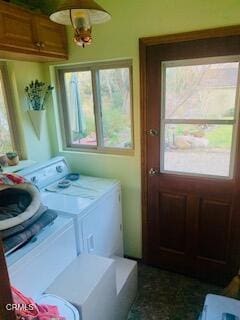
xmin=7 ymin=214 xmax=77 ymax=299
xmin=20 ymin=156 xmax=124 ymax=258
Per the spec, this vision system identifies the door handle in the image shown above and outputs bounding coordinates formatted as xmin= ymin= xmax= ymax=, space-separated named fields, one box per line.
xmin=146 ymin=129 xmax=159 ymax=136
xmin=149 ymin=168 xmax=160 ymax=176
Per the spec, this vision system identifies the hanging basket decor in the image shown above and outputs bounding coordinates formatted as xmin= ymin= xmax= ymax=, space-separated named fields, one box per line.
xmin=25 ymin=80 xmax=53 ymax=139
xmin=25 ymin=79 xmax=54 ymax=111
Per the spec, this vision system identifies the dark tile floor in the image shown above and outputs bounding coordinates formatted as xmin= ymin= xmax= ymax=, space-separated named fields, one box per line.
xmin=128 ymin=264 xmax=222 ymax=320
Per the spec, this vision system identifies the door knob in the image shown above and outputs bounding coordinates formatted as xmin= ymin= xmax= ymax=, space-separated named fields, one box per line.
xmin=149 ymin=168 xmax=160 ymax=176
xmin=56 ymin=165 xmax=63 ymax=173
xmin=146 ymin=129 xmax=159 ymax=136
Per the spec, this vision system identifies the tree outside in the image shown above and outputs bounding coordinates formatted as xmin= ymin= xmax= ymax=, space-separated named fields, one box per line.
xmin=163 ymin=61 xmax=239 ymax=177
xmin=65 ymin=67 xmax=132 ymax=149
xmin=0 ymin=80 xmax=13 ymax=154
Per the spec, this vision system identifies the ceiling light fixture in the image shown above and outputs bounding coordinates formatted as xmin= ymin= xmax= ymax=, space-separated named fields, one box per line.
xmin=50 ymin=0 xmax=111 ymax=48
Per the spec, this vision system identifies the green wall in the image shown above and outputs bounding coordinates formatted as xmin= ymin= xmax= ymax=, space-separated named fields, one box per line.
xmin=0 ymin=0 xmax=59 ymax=162
xmin=45 ymin=0 xmax=240 ymax=258
xmin=6 ymin=60 xmax=52 ymax=161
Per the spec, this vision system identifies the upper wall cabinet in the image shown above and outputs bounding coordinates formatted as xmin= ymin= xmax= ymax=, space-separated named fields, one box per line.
xmin=33 ymin=16 xmax=68 ymax=57
xmin=0 ymin=1 xmax=68 ymax=62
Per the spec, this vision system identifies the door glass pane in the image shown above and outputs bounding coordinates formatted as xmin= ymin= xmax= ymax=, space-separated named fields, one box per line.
xmin=99 ymin=68 xmax=133 ymax=149
xmin=0 ymin=73 xmax=13 ymax=153
xmin=164 ymin=124 xmax=233 ymax=177
xmin=165 ymin=62 xmax=239 ymax=120
xmin=64 ymin=71 xmax=97 ymax=146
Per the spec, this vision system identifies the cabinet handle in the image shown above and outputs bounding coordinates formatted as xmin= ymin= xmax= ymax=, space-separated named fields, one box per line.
xmin=40 ymin=42 xmax=45 ymax=48
xmin=35 ymin=41 xmax=41 ymax=47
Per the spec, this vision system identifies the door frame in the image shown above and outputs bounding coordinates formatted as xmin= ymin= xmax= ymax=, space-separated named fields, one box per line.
xmin=139 ymin=25 xmax=240 ymax=264
xmin=0 ymin=239 xmax=15 ymax=319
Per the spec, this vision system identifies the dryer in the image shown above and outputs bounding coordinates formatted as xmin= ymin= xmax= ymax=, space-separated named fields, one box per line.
xmin=20 ymin=156 xmax=124 ymax=258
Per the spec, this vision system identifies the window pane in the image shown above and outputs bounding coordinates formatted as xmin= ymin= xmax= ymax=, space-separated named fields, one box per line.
xmin=165 ymin=62 xmax=239 ymax=119
xmin=99 ymin=68 xmax=133 ymax=149
xmin=0 ymin=74 xmax=13 ymax=153
xmin=64 ymin=71 xmax=97 ymax=146
xmin=163 ymin=124 xmax=233 ymax=177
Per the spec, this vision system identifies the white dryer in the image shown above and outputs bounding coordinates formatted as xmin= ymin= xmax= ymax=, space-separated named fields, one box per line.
xmin=20 ymin=156 xmax=124 ymax=258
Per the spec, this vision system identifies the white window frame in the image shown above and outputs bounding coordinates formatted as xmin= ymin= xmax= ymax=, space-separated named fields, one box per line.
xmin=160 ymin=55 xmax=240 ymax=179
xmin=56 ymin=60 xmax=134 ymax=155
xmin=0 ymin=62 xmax=23 ymax=159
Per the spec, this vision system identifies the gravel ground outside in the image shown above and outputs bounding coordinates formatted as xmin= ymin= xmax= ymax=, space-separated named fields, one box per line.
xmin=164 ymin=150 xmax=231 ymax=177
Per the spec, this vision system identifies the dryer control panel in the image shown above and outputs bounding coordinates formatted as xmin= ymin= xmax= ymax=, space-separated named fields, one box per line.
xmin=20 ymin=157 xmax=69 ymax=189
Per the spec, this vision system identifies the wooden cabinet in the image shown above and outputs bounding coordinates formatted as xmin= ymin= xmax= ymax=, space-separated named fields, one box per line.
xmin=0 ymin=2 xmax=37 ymax=52
xmin=0 ymin=1 xmax=68 ymax=61
xmin=34 ymin=16 xmax=68 ymax=58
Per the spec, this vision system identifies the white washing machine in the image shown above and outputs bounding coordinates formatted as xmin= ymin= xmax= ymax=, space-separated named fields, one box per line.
xmin=6 ymin=210 xmax=81 ymax=319
xmin=7 ymin=214 xmax=77 ymax=298
xmin=20 ymin=156 xmax=124 ymax=258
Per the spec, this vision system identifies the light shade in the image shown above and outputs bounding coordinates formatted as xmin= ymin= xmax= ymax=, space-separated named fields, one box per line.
xmin=50 ymin=0 xmax=111 ymax=25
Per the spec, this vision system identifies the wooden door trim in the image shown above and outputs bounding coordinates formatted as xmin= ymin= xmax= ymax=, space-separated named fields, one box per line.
xmin=139 ymin=25 xmax=240 ymax=263
xmin=140 ymin=25 xmax=240 ymax=46
xmin=0 ymin=239 xmax=15 ymax=319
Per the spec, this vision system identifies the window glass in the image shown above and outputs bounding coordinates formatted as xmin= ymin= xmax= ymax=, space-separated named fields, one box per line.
xmin=99 ymin=68 xmax=132 ymax=148
xmin=164 ymin=124 xmax=233 ymax=177
xmin=64 ymin=71 xmax=97 ymax=146
xmin=59 ymin=62 xmax=133 ymax=153
xmin=0 ymin=72 xmax=13 ymax=153
xmin=162 ymin=59 xmax=239 ymax=178
xmin=165 ymin=62 xmax=238 ymax=120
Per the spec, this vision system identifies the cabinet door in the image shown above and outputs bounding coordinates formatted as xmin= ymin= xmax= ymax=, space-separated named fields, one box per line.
xmin=34 ymin=16 xmax=68 ymax=58
xmin=0 ymin=2 xmax=38 ymax=52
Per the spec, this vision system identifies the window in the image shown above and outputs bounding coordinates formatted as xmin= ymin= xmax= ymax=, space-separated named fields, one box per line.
xmin=57 ymin=61 xmax=134 ymax=153
xmin=161 ymin=57 xmax=240 ymax=178
xmin=0 ymin=63 xmax=18 ymax=155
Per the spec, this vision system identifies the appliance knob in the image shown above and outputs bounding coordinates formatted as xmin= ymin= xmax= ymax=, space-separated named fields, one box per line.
xmin=56 ymin=165 xmax=63 ymax=173
xmin=31 ymin=176 xmax=37 ymax=184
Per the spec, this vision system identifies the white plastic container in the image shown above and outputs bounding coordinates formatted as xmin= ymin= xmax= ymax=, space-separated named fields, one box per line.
xmin=201 ymin=294 xmax=240 ymax=320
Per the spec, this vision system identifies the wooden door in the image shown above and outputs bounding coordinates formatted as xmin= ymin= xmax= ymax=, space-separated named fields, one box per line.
xmin=140 ymin=27 xmax=240 ymax=285
xmin=34 ymin=16 xmax=68 ymax=58
xmin=0 ymin=1 xmax=38 ymax=53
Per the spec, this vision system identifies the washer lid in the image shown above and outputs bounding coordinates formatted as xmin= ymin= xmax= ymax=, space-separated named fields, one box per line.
xmin=37 ymin=294 xmax=80 ymax=320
